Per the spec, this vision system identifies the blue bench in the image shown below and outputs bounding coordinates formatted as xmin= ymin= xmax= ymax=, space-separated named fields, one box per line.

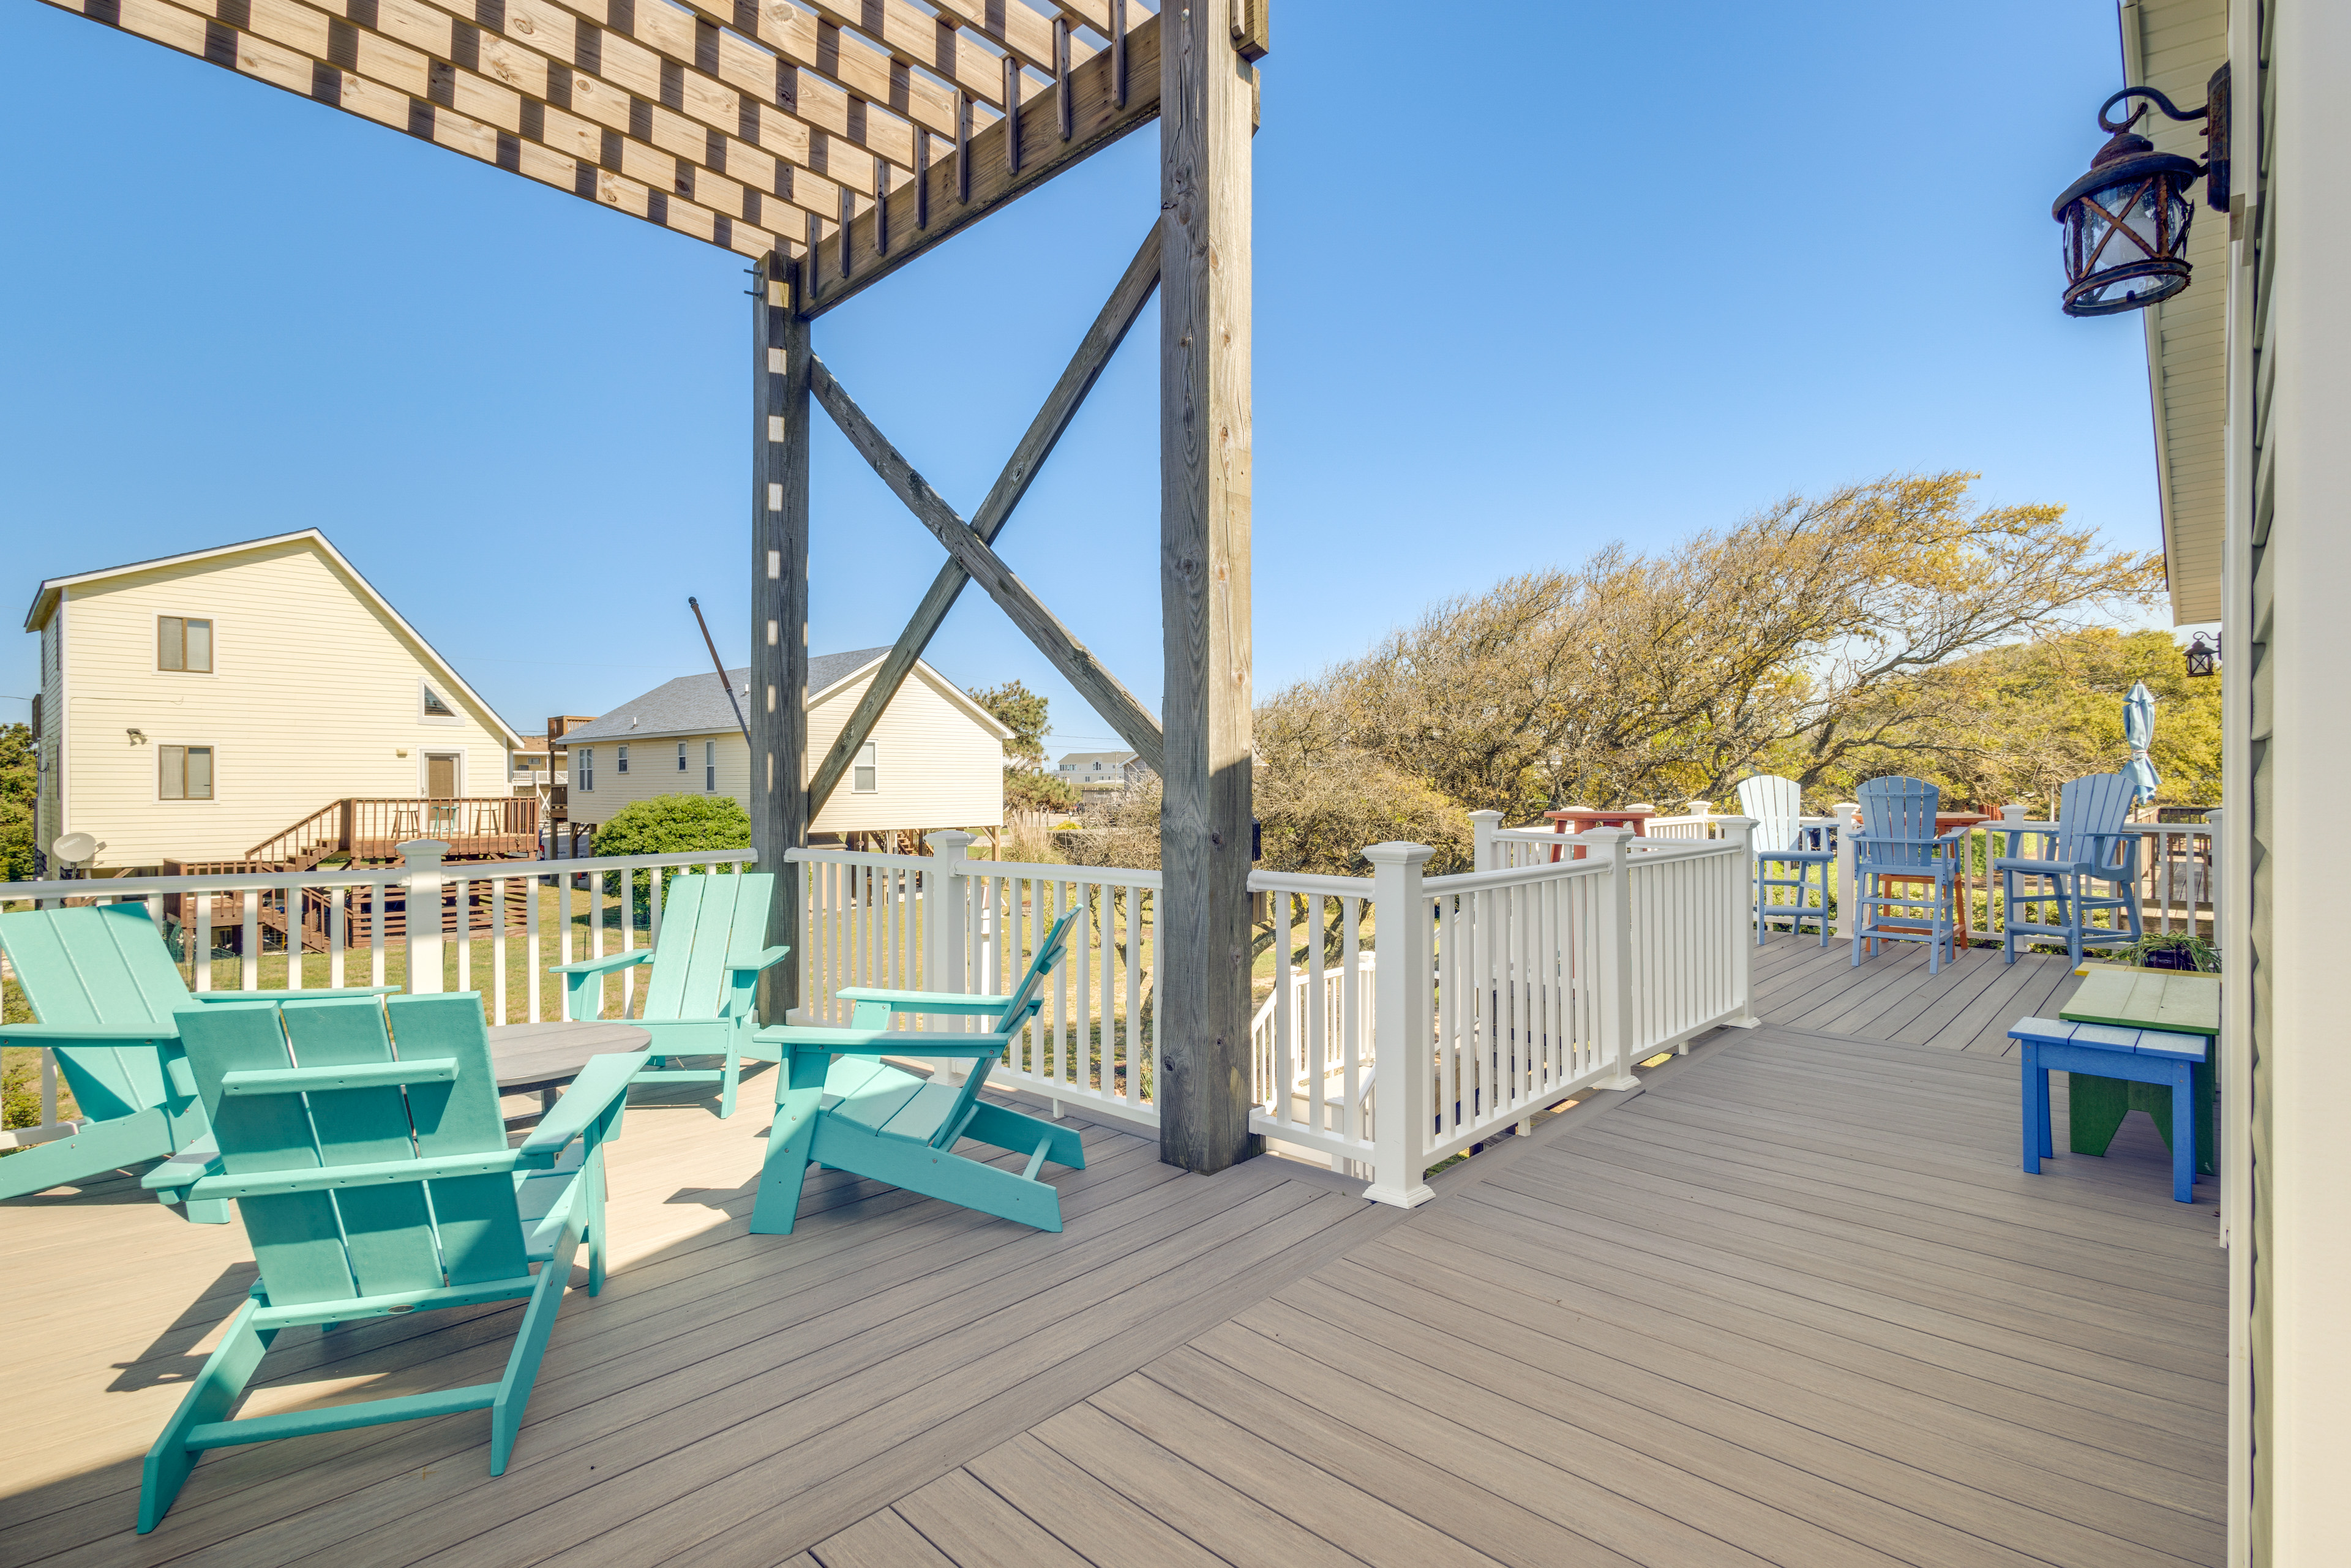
xmin=2008 ymin=1016 xmax=2208 ymax=1202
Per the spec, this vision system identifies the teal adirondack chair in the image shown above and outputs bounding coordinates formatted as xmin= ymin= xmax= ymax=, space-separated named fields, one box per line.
xmin=549 ymin=872 xmax=789 ymax=1117
xmin=138 ymin=992 xmax=646 ymax=1533
xmin=0 ymin=902 xmax=397 ymax=1214
xmin=746 ymin=909 xmax=1086 ymax=1236
xmin=1995 ymin=772 xmax=2143 ymax=964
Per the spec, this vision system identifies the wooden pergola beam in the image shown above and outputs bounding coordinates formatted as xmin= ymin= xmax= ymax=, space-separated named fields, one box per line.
xmin=805 ymin=222 xmax=1162 ymax=816
xmin=806 ymin=12 xmax=1158 ymax=315
xmin=807 ymin=356 xmax=1165 ymax=776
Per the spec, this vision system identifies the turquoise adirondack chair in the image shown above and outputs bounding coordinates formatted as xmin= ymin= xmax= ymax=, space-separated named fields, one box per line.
xmin=746 ymin=909 xmax=1086 ymax=1236
xmin=549 ymin=872 xmax=790 ymax=1117
xmin=1850 ymin=776 xmax=1966 ymax=975
xmin=0 ymin=902 xmax=397 ymax=1214
xmin=1737 ymin=775 xmax=1834 ymax=947
xmin=1995 ymin=772 xmax=2143 ymax=964
xmin=138 ymin=992 xmax=646 ymax=1533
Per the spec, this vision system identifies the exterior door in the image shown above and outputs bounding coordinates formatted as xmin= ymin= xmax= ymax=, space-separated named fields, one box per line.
xmin=426 ymin=754 xmax=457 ymax=797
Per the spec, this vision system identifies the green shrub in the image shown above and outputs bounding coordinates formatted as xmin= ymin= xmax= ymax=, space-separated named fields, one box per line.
xmin=593 ymin=794 xmax=752 ymax=907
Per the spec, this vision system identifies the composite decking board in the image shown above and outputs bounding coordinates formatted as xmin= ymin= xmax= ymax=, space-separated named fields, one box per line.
xmin=9 ymin=1007 xmax=2225 ymax=1568
xmin=9 ymin=1127 xmax=1188 ymax=1555
xmin=1483 ymin=1157 xmax=2225 ymax=1382
xmin=882 ymin=1468 xmax=1103 ymax=1568
xmin=1561 ymin=1115 xmax=2229 ymax=1310
xmin=1793 ymin=946 xmax=1959 ymax=1037
xmin=1270 ymin=1264 xmax=2200 ymax=1568
xmin=1141 ymin=1347 xmax=1650 ymax=1568
xmin=1359 ymin=1220 xmax=2223 ymax=1484
xmin=1605 ymin=1094 xmax=2230 ymax=1275
xmin=1081 ymin=1371 xmax=1511 ymax=1568
xmin=1024 ymin=1401 xmax=1370 ymax=1568
xmin=1949 ymin=960 xmax=2088 ymax=1056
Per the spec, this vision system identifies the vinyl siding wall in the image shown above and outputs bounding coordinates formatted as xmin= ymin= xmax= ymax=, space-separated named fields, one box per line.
xmin=47 ymin=539 xmax=512 ymax=868
xmin=568 ymin=664 xmax=1003 ymax=836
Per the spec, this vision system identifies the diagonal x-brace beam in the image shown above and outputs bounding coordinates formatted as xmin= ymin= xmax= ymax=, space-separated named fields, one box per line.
xmin=805 ymin=230 xmax=1166 ymax=810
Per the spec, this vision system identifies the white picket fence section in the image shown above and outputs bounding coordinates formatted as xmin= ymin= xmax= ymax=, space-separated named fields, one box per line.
xmin=0 ymin=842 xmax=752 ymax=1151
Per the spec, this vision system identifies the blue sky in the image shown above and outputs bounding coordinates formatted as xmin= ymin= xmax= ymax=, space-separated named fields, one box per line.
xmin=0 ymin=1 xmax=2155 ymax=760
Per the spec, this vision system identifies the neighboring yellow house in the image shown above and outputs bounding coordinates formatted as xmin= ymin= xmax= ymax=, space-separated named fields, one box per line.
xmin=561 ymin=649 xmax=1009 ymax=844
xmin=24 ymin=530 xmax=523 ymax=872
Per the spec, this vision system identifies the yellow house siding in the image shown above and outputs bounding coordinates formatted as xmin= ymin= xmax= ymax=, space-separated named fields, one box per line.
xmin=566 ymin=664 xmax=1003 ymax=837
xmin=53 ymin=539 xmax=512 ymax=868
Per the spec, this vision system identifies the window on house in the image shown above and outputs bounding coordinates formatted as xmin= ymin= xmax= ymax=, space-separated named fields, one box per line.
xmin=617 ymin=745 xmax=629 ymax=774
xmin=853 ymin=741 xmax=877 ymax=794
xmin=705 ymin=740 xmax=716 ymax=792
xmin=160 ymin=745 xmax=214 ymax=800
xmin=422 ymin=685 xmax=455 ymax=718
xmin=157 ymin=617 xmax=213 ymax=673
xmin=677 ymin=741 xmax=689 ymax=771
xmin=579 ymin=748 xmax=594 ymax=790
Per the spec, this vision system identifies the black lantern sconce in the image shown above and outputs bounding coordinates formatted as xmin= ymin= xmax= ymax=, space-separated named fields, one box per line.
xmin=2053 ymin=67 xmax=2230 ymax=317
xmin=2184 ymin=631 xmax=2220 ymax=678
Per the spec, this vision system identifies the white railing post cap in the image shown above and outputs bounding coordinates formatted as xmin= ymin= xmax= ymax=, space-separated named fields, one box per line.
xmin=397 ymin=839 xmax=451 ymax=867
xmin=1465 ymin=811 xmax=1504 ymax=827
xmin=1580 ymin=825 xmax=1635 ymax=843
xmin=924 ymin=829 xmax=976 ymax=857
xmin=1361 ymin=841 xmax=1436 ymax=868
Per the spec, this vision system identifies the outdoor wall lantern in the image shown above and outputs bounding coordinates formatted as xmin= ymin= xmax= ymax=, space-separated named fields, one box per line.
xmin=2185 ymin=631 xmax=2220 ymax=678
xmin=2053 ymin=68 xmax=2230 ymax=317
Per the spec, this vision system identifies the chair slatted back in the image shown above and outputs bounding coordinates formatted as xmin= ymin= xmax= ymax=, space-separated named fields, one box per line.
xmin=176 ymin=994 xmax=523 ymax=1310
xmin=991 ymin=910 xmax=1082 ymax=1035
xmin=1735 ymin=776 xmax=1806 ymax=853
xmin=2054 ymin=773 xmax=2136 ymax=871
xmin=1856 ymin=776 xmax=1943 ymax=871
xmin=0 ymin=903 xmax=194 ymax=1119
xmin=639 ymin=873 xmax=773 ymax=1022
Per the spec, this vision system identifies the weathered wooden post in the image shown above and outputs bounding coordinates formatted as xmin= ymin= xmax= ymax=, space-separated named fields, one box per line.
xmin=753 ymin=253 xmax=811 ymax=1026
xmin=1156 ymin=1 xmax=1257 ymax=1173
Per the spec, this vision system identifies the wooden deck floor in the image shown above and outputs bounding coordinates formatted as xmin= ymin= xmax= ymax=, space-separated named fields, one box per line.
xmin=7 ymin=943 xmax=2222 ymax=1568
xmin=1752 ymin=930 xmax=2085 ymax=1056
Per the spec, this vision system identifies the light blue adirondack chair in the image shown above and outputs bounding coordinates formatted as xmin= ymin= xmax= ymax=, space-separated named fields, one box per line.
xmin=1737 ymin=775 xmax=1833 ymax=947
xmin=137 ymin=992 xmax=646 ymax=1533
xmin=1850 ymin=776 xmax=1966 ymax=975
xmin=746 ymin=909 xmax=1086 ymax=1236
xmin=1995 ymin=773 xmax=2143 ymax=965
xmin=0 ymin=902 xmax=397 ymax=1215
xmin=549 ymin=872 xmax=789 ymax=1118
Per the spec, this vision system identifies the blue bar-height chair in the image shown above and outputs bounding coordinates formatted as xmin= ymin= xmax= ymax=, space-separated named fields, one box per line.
xmin=1994 ymin=773 xmax=2143 ymax=965
xmin=1849 ymin=776 xmax=1965 ymax=975
xmin=1736 ymin=775 xmax=1832 ymax=947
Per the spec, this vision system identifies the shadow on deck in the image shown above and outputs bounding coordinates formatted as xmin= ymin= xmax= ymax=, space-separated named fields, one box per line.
xmin=5 ymin=972 xmax=2222 ymax=1567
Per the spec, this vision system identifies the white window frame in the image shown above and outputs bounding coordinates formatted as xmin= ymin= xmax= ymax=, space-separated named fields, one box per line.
xmin=617 ymin=743 xmax=630 ymax=774
xmin=677 ymin=741 xmax=689 ymax=773
xmin=705 ymin=740 xmax=716 ymax=792
xmin=418 ymin=677 xmax=462 ymax=726
xmin=578 ymin=747 xmax=594 ymax=791
xmin=157 ymin=742 xmax=217 ymax=802
xmin=852 ymin=741 xmax=878 ymax=794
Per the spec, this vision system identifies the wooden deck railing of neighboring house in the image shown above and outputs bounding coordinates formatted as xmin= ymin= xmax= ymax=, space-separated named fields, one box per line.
xmin=242 ymin=797 xmax=542 ymax=871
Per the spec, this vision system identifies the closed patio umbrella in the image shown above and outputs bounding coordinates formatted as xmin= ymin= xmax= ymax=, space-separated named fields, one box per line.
xmin=2123 ymin=679 xmax=2161 ymax=803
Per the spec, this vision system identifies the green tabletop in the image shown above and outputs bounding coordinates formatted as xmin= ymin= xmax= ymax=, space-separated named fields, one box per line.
xmin=2059 ymin=964 xmax=2219 ymax=1176
xmin=2061 ymin=965 xmax=2221 ymax=1035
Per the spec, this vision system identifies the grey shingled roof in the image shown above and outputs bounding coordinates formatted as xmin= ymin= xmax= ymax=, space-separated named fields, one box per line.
xmin=563 ymin=648 xmax=892 ymax=743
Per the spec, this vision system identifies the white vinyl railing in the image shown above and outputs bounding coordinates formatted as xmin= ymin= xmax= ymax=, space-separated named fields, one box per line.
xmin=792 ymin=823 xmax=1760 ymax=1208
xmin=0 ymin=841 xmax=752 ymax=1150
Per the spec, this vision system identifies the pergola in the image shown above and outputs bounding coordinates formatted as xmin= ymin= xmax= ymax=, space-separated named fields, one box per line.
xmin=37 ymin=0 xmax=1267 ymax=1172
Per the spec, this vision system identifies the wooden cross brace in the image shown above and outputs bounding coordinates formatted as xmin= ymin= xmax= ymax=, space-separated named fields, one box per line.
xmin=804 ymin=223 xmax=1166 ymax=813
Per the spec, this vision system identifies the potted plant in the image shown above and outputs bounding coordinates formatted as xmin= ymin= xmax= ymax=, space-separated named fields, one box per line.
xmin=2121 ymin=931 xmax=2221 ymax=973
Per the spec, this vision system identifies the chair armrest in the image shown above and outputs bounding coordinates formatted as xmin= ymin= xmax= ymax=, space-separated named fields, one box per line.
xmin=516 ymin=1051 xmax=653 ymax=1168
xmin=188 ymin=986 xmax=402 ymax=1002
xmin=0 ymin=1023 xmax=179 ymax=1045
xmin=727 ymin=946 xmax=793 ymax=975
xmin=187 ymin=1148 xmax=520 ymax=1201
xmin=549 ymin=950 xmax=656 ymax=978
xmin=143 ymin=1136 xmax=223 ymax=1194
xmin=750 ymin=1024 xmax=1010 ymax=1059
xmin=833 ymin=988 xmax=1013 ymax=1018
